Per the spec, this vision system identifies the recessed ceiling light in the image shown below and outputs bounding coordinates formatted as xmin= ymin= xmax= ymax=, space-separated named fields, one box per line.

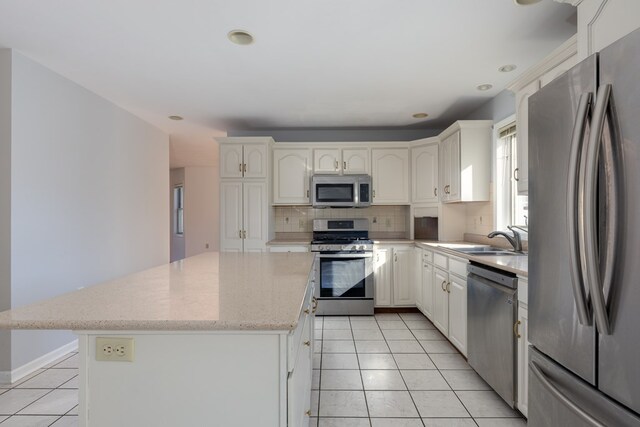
xmin=412 ymin=113 xmax=429 ymax=119
xmin=498 ymin=64 xmax=517 ymax=73
xmin=514 ymin=0 xmax=542 ymax=5
xmin=476 ymin=84 xmax=493 ymax=91
xmin=228 ymin=30 xmax=254 ymax=45
xmin=168 ymin=115 xmax=183 ymax=121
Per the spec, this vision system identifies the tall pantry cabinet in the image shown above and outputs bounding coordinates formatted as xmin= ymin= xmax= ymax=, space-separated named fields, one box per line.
xmin=218 ymin=137 xmax=274 ymax=252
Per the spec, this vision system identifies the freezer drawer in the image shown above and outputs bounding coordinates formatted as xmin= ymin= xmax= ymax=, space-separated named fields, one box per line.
xmin=528 ymin=347 xmax=640 ymax=427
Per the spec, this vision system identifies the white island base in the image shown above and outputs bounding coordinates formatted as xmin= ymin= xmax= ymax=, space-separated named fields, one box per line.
xmin=76 ymin=328 xmax=313 ymax=427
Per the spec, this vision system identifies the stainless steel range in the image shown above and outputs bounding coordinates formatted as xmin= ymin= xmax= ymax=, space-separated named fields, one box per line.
xmin=311 ymin=218 xmax=374 ymax=316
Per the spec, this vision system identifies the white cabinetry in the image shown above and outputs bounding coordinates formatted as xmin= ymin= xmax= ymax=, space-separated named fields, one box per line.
xmin=414 ymin=248 xmax=424 ymax=311
xmin=423 ymin=249 xmax=468 ymax=356
xmin=438 ymin=121 xmax=491 ymax=203
xmin=219 ymin=139 xmax=269 ymax=179
xmin=373 ymin=246 xmax=392 ymax=307
xmin=411 ymin=141 xmax=439 ymax=204
xmin=313 ymin=147 xmax=369 ymax=175
xmin=508 ymin=36 xmax=577 ymax=195
xmin=273 ymin=148 xmax=312 ymax=205
xmin=371 ymin=148 xmax=410 ymax=204
xmin=516 ymin=276 xmax=529 ymax=418
xmin=219 ymin=138 xmax=272 ymax=252
xmin=373 ymin=244 xmax=414 ymax=307
xmin=220 ymin=181 xmax=269 ymax=252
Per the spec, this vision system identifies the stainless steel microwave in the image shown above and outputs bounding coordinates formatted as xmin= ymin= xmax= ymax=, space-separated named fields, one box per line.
xmin=311 ymin=174 xmax=372 ymax=208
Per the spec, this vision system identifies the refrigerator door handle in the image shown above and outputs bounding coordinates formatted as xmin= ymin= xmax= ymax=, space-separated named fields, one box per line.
xmin=584 ymin=84 xmax=616 ymax=335
xmin=567 ymin=92 xmax=592 ymax=326
xmin=530 ymin=360 xmax=607 ymax=427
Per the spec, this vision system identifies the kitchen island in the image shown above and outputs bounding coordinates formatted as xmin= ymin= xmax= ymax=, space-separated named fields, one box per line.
xmin=0 ymin=252 xmax=317 ymax=427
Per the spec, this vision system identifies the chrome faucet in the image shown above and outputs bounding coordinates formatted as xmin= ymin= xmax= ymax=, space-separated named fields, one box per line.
xmin=487 ymin=226 xmax=524 ymax=253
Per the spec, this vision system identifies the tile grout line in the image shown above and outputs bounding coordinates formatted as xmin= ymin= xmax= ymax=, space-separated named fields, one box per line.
xmin=349 ymin=316 xmax=373 ymax=427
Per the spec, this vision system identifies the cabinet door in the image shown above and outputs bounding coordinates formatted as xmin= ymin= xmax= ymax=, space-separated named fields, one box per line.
xmin=393 ymin=247 xmax=414 ymax=306
xmin=243 ymin=181 xmax=268 ymax=252
xmin=273 ymin=149 xmax=311 ymax=204
xmin=515 ymin=79 xmax=540 ymax=195
xmin=517 ymin=303 xmax=529 ymax=418
xmin=220 ymin=145 xmax=244 ymax=178
xmin=288 ymin=315 xmax=312 ymax=427
xmin=448 ymin=274 xmax=467 ymax=356
xmin=412 ymin=144 xmax=439 ymax=203
xmin=439 ymin=137 xmax=450 ymax=202
xmin=313 ymin=148 xmax=341 ymax=174
xmin=371 ymin=148 xmax=409 ymax=204
xmin=414 ymin=248 xmax=423 ymax=310
xmin=432 ymin=268 xmax=449 ymax=335
xmin=220 ymin=181 xmax=243 ymax=251
xmin=243 ymin=144 xmax=268 ymax=179
xmin=422 ymin=262 xmax=434 ymax=320
xmin=342 ymin=148 xmax=369 ymax=174
xmin=447 ymin=132 xmax=461 ymax=202
xmin=373 ymin=248 xmax=392 ymax=307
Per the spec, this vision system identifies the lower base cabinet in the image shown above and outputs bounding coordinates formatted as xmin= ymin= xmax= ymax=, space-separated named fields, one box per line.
xmin=516 ymin=276 xmax=530 ymax=418
xmin=373 ymin=244 xmax=414 ymax=307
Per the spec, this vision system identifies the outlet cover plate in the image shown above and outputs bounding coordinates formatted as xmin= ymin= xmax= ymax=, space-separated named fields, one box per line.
xmin=96 ymin=337 xmax=135 ymax=362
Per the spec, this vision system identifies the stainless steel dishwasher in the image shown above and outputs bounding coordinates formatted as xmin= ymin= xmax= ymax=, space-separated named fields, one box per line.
xmin=467 ymin=262 xmax=518 ymax=408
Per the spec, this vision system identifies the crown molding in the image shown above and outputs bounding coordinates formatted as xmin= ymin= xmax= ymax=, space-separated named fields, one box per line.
xmin=506 ymin=34 xmax=578 ymax=92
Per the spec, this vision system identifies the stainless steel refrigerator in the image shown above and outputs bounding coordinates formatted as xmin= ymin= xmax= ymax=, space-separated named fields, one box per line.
xmin=529 ymin=27 xmax=640 ymax=426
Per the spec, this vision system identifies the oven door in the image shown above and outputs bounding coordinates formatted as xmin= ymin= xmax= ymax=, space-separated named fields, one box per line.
xmin=315 ymin=253 xmax=373 ymax=299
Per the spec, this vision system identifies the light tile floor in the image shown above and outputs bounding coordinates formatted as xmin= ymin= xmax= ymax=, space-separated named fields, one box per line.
xmin=311 ymin=312 xmax=527 ymax=427
xmin=0 ymin=312 xmax=527 ymax=427
xmin=0 ymin=353 xmax=78 ymax=426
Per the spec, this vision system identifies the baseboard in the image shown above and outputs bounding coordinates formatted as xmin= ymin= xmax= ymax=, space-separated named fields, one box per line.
xmin=0 ymin=339 xmax=78 ymax=384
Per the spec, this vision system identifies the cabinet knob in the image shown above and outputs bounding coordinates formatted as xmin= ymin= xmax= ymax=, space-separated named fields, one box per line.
xmin=514 ymin=320 xmax=522 ymax=338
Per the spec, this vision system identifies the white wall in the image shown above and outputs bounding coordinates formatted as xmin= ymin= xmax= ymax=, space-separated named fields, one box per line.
xmin=0 ymin=50 xmax=12 ymax=372
xmin=184 ymin=167 xmax=219 ymax=256
xmin=170 ymin=168 xmax=185 ymax=262
xmin=2 ymin=50 xmax=169 ymax=372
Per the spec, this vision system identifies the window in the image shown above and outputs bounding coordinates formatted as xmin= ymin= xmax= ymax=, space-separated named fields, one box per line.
xmin=174 ymin=185 xmax=184 ymax=235
xmin=495 ymin=118 xmax=528 ymax=231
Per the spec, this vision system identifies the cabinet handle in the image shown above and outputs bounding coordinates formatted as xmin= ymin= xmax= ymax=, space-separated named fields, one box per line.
xmin=514 ymin=167 xmax=519 ymax=182
xmin=243 ymin=163 xmax=247 ymax=173
xmin=334 ymin=160 xmax=339 ymax=170
xmin=434 ymin=187 xmax=437 ymax=197
xmin=373 ymin=189 xmax=376 ymax=198
xmin=303 ymin=340 xmax=311 ymax=347
xmin=306 ymin=189 xmax=310 ymax=198
xmin=304 ymin=308 xmax=310 ymax=314
xmin=394 ymin=253 xmax=398 ymax=262
xmin=343 ymin=161 xmax=347 ymax=170
xmin=238 ymin=230 xmax=242 ymax=238
xmin=312 ymin=296 xmax=318 ymax=313
xmin=514 ymin=320 xmax=521 ymax=338
xmin=239 ymin=163 xmax=242 ymax=172
xmin=305 ymin=410 xmax=312 ymax=417
xmin=242 ymin=230 xmax=247 ymax=239
xmin=446 ymin=281 xmax=451 ymax=293
xmin=441 ymin=280 xmax=447 ymax=291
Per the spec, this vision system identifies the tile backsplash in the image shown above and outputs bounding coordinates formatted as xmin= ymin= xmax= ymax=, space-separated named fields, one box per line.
xmin=275 ymin=205 xmax=409 ymax=236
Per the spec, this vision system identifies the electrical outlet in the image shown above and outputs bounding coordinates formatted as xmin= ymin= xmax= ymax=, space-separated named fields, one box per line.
xmin=96 ymin=337 xmax=135 ymax=362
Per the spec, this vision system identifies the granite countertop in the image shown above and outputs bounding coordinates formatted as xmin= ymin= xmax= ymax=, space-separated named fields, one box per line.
xmin=0 ymin=252 xmax=316 ymax=332
xmin=415 ymin=241 xmax=528 ymax=277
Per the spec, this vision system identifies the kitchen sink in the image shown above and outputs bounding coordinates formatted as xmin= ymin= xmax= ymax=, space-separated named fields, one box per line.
xmin=453 ymin=246 xmax=526 ymax=256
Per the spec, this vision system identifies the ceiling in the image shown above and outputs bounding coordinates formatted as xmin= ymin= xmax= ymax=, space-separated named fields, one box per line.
xmin=0 ymin=0 xmax=575 ymax=137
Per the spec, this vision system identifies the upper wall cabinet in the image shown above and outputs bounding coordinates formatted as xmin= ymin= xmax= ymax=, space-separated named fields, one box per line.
xmin=313 ymin=147 xmax=369 ymax=175
xmin=438 ymin=121 xmax=492 ymax=203
xmin=273 ymin=148 xmax=312 ymax=205
xmin=508 ymin=36 xmax=577 ymax=195
xmin=371 ymin=148 xmax=409 ymax=204
xmin=218 ymin=138 xmax=271 ymax=179
xmin=411 ymin=141 xmax=439 ymax=204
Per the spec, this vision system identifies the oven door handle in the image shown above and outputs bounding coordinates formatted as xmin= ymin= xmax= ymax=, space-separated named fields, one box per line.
xmin=315 ymin=253 xmax=373 ymax=258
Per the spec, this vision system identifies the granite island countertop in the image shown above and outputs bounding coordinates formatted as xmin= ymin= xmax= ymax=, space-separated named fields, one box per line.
xmin=0 ymin=252 xmax=316 ymax=332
